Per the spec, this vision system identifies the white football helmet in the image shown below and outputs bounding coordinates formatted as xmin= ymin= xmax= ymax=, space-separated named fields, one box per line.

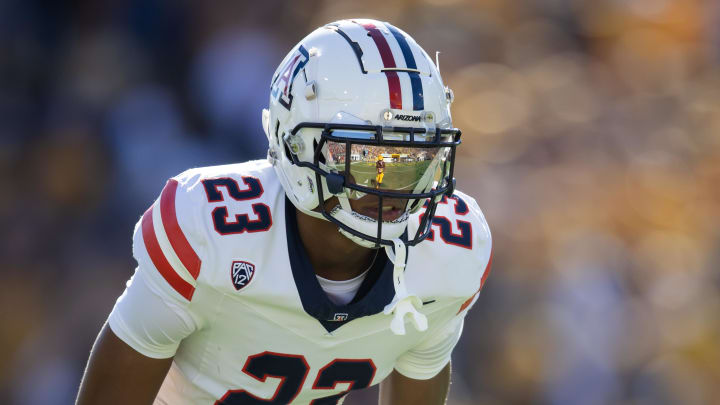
xmin=263 ymin=19 xmax=460 ymax=248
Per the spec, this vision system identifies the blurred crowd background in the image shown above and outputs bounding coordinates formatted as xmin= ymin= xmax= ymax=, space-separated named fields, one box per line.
xmin=1 ymin=0 xmax=719 ymax=404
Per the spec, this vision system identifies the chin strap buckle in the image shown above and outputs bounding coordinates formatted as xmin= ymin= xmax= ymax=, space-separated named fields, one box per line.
xmin=383 ymin=238 xmax=428 ymax=335
xmin=326 ymin=173 xmax=345 ymax=194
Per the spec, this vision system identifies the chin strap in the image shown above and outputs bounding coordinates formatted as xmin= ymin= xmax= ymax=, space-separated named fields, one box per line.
xmin=383 ymin=238 xmax=428 ymax=335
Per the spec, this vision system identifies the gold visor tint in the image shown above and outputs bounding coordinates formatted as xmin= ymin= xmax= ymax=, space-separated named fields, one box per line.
xmin=325 ymin=138 xmax=448 ymax=198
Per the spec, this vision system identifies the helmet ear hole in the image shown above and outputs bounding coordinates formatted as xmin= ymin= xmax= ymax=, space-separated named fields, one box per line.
xmin=275 ymin=121 xmax=281 ymax=145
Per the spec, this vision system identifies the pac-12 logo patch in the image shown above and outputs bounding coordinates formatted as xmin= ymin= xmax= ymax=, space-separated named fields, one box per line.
xmin=230 ymin=261 xmax=255 ymax=291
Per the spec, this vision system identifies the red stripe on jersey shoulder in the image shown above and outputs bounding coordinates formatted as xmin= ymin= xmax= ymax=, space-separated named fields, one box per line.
xmin=457 ymin=249 xmax=493 ymax=315
xmin=141 ymin=206 xmax=195 ymax=301
xmin=160 ymin=179 xmax=201 ymax=279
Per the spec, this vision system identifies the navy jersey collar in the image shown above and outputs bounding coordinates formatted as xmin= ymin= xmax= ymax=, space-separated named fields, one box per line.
xmin=285 ymin=198 xmax=395 ymax=333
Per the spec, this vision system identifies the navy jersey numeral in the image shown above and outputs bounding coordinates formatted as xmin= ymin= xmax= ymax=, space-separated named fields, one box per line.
xmin=216 ymin=353 xmax=376 ymax=404
xmin=421 ymin=195 xmax=473 ymax=249
xmin=202 ymin=177 xmax=272 ymax=235
xmin=216 ymin=352 xmax=309 ymax=404
xmin=309 ymin=359 xmax=377 ymax=404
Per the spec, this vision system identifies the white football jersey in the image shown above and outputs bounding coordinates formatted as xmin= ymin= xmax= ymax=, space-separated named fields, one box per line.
xmin=108 ymin=160 xmax=492 ymax=405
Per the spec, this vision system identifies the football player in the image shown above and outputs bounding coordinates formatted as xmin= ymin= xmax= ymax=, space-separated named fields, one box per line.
xmin=77 ymin=19 xmax=492 ymax=405
xmin=375 ymin=155 xmax=385 ymax=189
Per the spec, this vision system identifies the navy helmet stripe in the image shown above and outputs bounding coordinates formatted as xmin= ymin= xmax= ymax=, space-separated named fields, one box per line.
xmin=386 ymin=25 xmax=418 ymax=70
xmin=386 ymin=24 xmax=424 ymax=111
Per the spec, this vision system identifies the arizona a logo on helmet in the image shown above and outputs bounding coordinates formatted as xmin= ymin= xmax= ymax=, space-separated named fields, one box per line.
xmin=270 ymin=45 xmax=309 ymax=110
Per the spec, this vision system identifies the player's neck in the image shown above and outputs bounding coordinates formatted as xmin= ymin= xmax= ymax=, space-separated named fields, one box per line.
xmin=295 ymin=208 xmax=378 ymax=282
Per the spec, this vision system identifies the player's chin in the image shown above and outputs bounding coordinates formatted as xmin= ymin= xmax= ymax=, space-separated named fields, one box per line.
xmin=355 ymin=207 xmax=404 ymax=222
xmin=351 ymin=198 xmax=408 ymax=222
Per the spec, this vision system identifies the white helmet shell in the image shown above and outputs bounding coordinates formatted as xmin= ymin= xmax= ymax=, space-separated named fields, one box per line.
xmin=263 ymin=19 xmax=456 ymax=247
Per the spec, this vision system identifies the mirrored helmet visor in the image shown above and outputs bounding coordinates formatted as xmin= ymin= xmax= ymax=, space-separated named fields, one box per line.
xmin=324 ymin=134 xmax=449 ymax=199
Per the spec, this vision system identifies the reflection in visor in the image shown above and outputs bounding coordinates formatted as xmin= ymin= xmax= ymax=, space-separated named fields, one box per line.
xmin=325 ymin=140 xmax=448 ymax=199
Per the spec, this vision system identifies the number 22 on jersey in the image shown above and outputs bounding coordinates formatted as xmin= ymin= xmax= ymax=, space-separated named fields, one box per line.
xmin=217 ymin=352 xmax=376 ymax=405
xmin=420 ymin=194 xmax=473 ymax=249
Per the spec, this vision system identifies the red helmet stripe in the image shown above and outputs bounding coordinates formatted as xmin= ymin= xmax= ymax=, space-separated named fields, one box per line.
xmin=361 ymin=23 xmax=402 ymax=110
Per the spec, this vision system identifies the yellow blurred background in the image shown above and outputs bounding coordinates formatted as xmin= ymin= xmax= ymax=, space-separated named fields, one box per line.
xmin=1 ymin=0 xmax=719 ymax=404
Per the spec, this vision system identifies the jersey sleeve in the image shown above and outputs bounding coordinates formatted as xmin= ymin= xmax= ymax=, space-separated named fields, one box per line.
xmin=108 ymin=175 xmax=207 ymax=359
xmin=393 ymin=315 xmax=464 ymax=380
xmin=395 ymin=192 xmax=493 ymax=380
xmin=457 ymin=194 xmax=493 ymax=315
xmin=108 ymin=268 xmax=199 ymax=358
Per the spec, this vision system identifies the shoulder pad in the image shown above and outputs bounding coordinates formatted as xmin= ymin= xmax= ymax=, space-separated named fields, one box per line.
xmin=407 ymin=190 xmax=492 ymax=301
xmin=132 ymin=160 xmax=280 ymax=301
